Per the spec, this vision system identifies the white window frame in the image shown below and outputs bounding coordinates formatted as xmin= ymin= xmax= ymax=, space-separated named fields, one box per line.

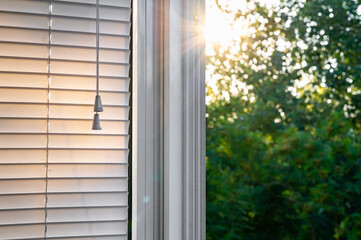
xmin=132 ymin=0 xmax=206 ymax=239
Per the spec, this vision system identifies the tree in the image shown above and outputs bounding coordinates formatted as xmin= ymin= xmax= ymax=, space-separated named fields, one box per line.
xmin=206 ymin=0 xmax=361 ymax=239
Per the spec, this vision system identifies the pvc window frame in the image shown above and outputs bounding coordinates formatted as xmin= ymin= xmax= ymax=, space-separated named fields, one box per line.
xmin=132 ymin=0 xmax=206 ymax=239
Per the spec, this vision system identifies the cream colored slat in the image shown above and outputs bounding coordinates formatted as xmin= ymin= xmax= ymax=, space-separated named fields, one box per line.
xmin=49 ymin=105 xmax=129 ymax=120
xmin=50 ymin=61 xmax=129 ymax=77
xmin=52 ymin=17 xmax=94 ymax=33
xmin=52 ymin=31 xmax=95 ymax=47
xmin=48 ymin=135 xmax=129 ymax=149
xmin=100 ymin=35 xmax=130 ymax=49
xmin=0 ymin=105 xmax=128 ymax=118
xmin=0 ymin=0 xmax=49 ymax=14
xmin=0 ymin=15 xmax=131 ymax=37
xmin=47 ymin=193 xmax=128 ymax=207
xmin=0 ymin=179 xmax=46 ymax=194
xmin=0 ymin=150 xmax=46 ymax=164
xmin=55 ymin=0 xmax=131 ymax=8
xmin=0 ymin=28 xmax=130 ymax=49
xmin=47 ymin=207 xmax=127 ymax=222
xmin=0 ymin=134 xmax=47 ymax=148
xmin=50 ymin=236 xmax=127 ymax=240
xmin=51 ymin=46 xmax=96 ymax=62
xmin=0 ymin=27 xmax=49 ymax=44
xmin=52 ymin=2 xmax=95 ymax=19
xmin=0 ymin=209 xmax=44 ymax=225
xmin=54 ymin=0 xmax=95 ymax=4
xmin=0 ymin=104 xmax=47 ymax=118
xmin=0 ymin=43 xmax=129 ymax=63
xmin=0 ymin=12 xmax=49 ymax=29
xmin=47 ymin=179 xmax=127 ymax=192
xmin=99 ymin=6 xmax=131 ymax=21
xmin=101 ymin=0 xmax=131 ymax=7
xmin=100 ymin=49 xmax=130 ymax=63
xmin=0 ymin=181 xmax=125 ymax=195
xmin=100 ymin=63 xmax=130 ymax=77
xmin=0 ymin=88 xmax=47 ymax=103
xmin=0 ymin=0 xmax=130 ymax=20
xmin=0 ymin=165 xmax=46 ymax=179
xmin=0 ymin=195 xmax=46 ymax=210
xmin=0 ymin=119 xmax=47 ymax=133
xmin=50 ymin=90 xmax=129 ymax=105
xmin=0 ymin=58 xmax=48 ymax=73
xmin=48 ymin=150 xmax=128 ymax=163
xmin=51 ymin=32 xmax=130 ymax=49
xmin=0 ymin=42 xmax=48 ymax=58
xmin=48 ymin=164 xmax=127 ymax=178
xmin=99 ymin=20 xmax=131 ymax=35
xmin=0 ymin=225 xmax=45 ymax=240
xmin=51 ymin=47 xmax=130 ymax=63
xmin=0 ymin=14 xmax=131 ymax=34
xmin=52 ymin=17 xmax=130 ymax=35
xmin=49 ymin=120 xmax=129 ymax=135
xmin=0 ymin=73 xmax=48 ymax=88
xmin=46 ymin=222 xmax=127 ymax=238
xmin=50 ymin=75 xmax=129 ymax=91
xmin=53 ymin=2 xmax=131 ymax=21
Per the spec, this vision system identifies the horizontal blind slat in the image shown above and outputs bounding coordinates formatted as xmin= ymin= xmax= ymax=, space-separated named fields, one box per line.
xmin=0 ymin=12 xmax=49 ymax=29
xmin=0 ymin=209 xmax=45 ymax=225
xmin=0 ymin=27 xmax=49 ymax=44
xmin=0 ymin=58 xmax=48 ymax=73
xmin=0 ymin=195 xmax=46 ymax=210
xmin=50 ymin=90 xmax=129 ymax=105
xmin=47 ymin=193 xmax=128 ymax=208
xmin=48 ymin=235 xmax=127 ymax=240
xmin=0 ymin=224 xmax=45 ymax=239
xmin=0 ymin=134 xmax=47 ymax=148
xmin=0 ymin=72 xmax=48 ymax=88
xmin=0 ymin=0 xmax=49 ymax=14
xmin=47 ymin=179 xmax=128 ymax=192
xmin=0 ymin=88 xmax=48 ymax=102
xmin=7 ymin=73 xmax=129 ymax=91
xmin=47 ymin=164 xmax=127 ymax=178
xmin=48 ymin=135 xmax=129 ymax=149
xmin=0 ymin=104 xmax=129 ymax=119
xmin=46 ymin=207 xmax=128 ymax=222
xmin=55 ymin=0 xmax=131 ymax=8
xmin=46 ymin=222 xmax=127 ymax=238
xmin=52 ymin=2 xmax=131 ymax=21
xmin=50 ymin=61 xmax=130 ymax=76
xmin=50 ymin=76 xmax=130 ymax=92
xmin=0 ymin=119 xmax=47 ymax=133
xmin=49 ymin=120 xmax=129 ymax=134
xmin=0 ymin=150 xmax=47 ymax=164
xmin=0 ymin=13 xmax=131 ymax=35
xmin=0 ymin=104 xmax=47 ymax=118
xmin=49 ymin=105 xmax=129 ymax=119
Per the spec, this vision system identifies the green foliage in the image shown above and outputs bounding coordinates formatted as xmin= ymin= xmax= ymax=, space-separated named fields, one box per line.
xmin=206 ymin=0 xmax=361 ymax=239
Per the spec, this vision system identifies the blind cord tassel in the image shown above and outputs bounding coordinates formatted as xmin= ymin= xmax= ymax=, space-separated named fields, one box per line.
xmin=92 ymin=0 xmax=103 ymax=130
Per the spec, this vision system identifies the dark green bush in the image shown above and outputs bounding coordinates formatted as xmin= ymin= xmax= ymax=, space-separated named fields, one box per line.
xmin=206 ymin=1 xmax=361 ymax=239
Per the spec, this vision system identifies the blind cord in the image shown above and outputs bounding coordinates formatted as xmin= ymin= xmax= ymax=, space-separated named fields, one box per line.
xmin=96 ymin=0 xmax=99 ymax=96
xmin=44 ymin=0 xmax=52 ymax=238
xmin=92 ymin=0 xmax=103 ymax=130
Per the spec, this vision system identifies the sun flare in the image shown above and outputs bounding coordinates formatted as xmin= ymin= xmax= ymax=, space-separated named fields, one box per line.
xmin=205 ymin=0 xmax=250 ymax=54
xmin=206 ymin=0 xmax=279 ymax=54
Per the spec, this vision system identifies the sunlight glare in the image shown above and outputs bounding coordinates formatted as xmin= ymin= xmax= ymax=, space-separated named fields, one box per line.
xmin=206 ymin=0 xmax=280 ymax=104
xmin=206 ymin=0 xmax=247 ymax=55
xmin=206 ymin=0 xmax=280 ymax=54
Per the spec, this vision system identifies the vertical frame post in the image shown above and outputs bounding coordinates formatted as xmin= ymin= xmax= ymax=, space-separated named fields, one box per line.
xmin=133 ymin=0 xmax=205 ymax=239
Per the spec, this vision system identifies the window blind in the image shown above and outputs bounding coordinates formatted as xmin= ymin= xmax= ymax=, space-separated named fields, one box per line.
xmin=0 ymin=0 xmax=131 ymax=239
